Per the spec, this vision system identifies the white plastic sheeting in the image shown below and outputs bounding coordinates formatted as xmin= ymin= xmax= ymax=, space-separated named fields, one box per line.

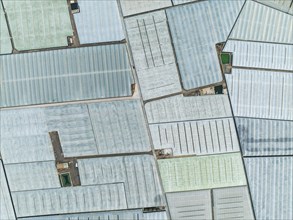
xmin=120 ymin=0 xmax=172 ymax=16
xmin=1 ymin=99 xmax=150 ymax=164
xmin=256 ymin=0 xmax=293 ymax=15
xmin=226 ymin=69 xmax=293 ymax=120
xmin=236 ymin=117 xmax=293 ymax=156
xmin=224 ymin=40 xmax=293 ymax=71
xmin=145 ymin=95 xmax=232 ymax=123
xmin=172 ymin=0 xmax=198 ymax=5
xmin=23 ymin=210 xmax=168 ymax=220
xmin=230 ymin=1 xmax=293 ymax=44
xmin=0 ymin=161 xmax=16 ymax=220
xmin=166 ymin=190 xmax=212 ymax=220
xmin=0 ymin=108 xmax=55 ymax=164
xmin=78 ymin=155 xmax=165 ymax=209
xmin=125 ymin=10 xmax=181 ymax=100
xmin=46 ymin=104 xmax=98 ymax=157
xmin=74 ymin=0 xmax=125 ymax=44
xmin=12 ymin=183 xmax=127 ymax=217
xmin=5 ymin=161 xmax=60 ymax=192
xmin=87 ymin=100 xmax=151 ymax=154
xmin=213 ymin=186 xmax=254 ymax=220
xmin=1 ymin=45 xmax=134 ymax=107
xmin=2 ymin=0 xmax=73 ymax=50
xmin=158 ymin=153 xmax=247 ymax=192
xmin=167 ymin=0 xmax=245 ymax=90
xmin=0 ymin=4 xmax=12 ymax=54
xmin=244 ymin=157 xmax=293 ymax=220
xmin=150 ymin=118 xmax=240 ymax=156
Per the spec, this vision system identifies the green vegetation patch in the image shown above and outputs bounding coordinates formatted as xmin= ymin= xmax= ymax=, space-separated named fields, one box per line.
xmin=221 ymin=53 xmax=231 ymax=64
xmin=60 ymin=173 xmax=72 ymax=187
xmin=215 ymin=85 xmax=223 ymax=94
